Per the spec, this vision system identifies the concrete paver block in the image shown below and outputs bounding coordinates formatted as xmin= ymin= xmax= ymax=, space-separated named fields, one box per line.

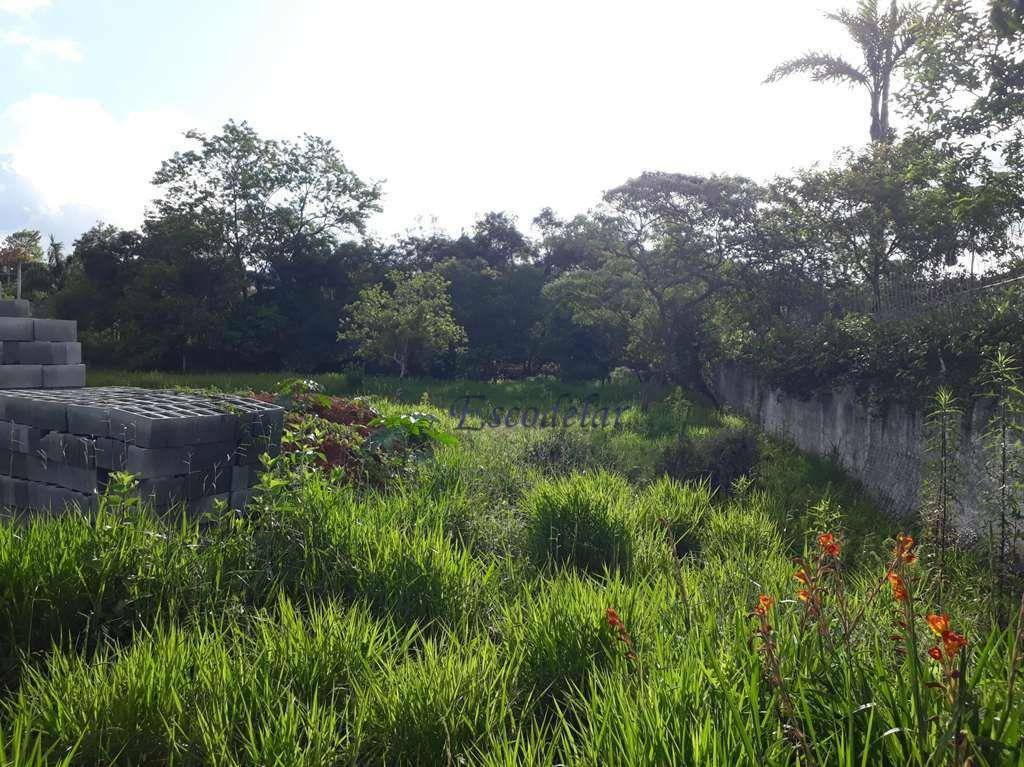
xmin=6 ymin=342 xmax=82 ymax=365
xmin=0 ymin=300 xmax=31 ymax=318
xmin=4 ymin=395 xmax=68 ymax=431
xmin=26 ymin=456 xmax=99 ymax=494
xmin=42 ymin=364 xmax=86 ymax=389
xmin=39 ymin=432 xmax=97 ymax=468
xmin=27 ymin=482 xmax=95 ymax=514
xmin=125 ymin=441 xmax=237 ymax=478
xmin=0 ymin=366 xmax=43 ymax=388
xmin=31 ymin=319 xmax=77 ymax=342
xmin=0 ymin=420 xmax=42 ymax=453
xmin=0 ymin=318 xmax=33 ymax=341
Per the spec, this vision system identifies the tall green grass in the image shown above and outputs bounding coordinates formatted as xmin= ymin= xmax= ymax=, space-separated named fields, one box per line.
xmin=0 ymin=376 xmax=1016 ymax=765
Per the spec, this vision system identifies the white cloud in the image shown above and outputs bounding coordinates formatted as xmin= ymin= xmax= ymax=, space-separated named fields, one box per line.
xmin=0 ymin=29 xmax=80 ymax=61
xmin=0 ymin=0 xmax=51 ymax=17
xmin=0 ymin=94 xmax=194 ymax=237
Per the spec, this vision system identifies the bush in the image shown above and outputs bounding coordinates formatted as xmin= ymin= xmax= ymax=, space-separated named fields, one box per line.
xmin=502 ymin=576 xmax=625 ymax=706
xmin=636 ymin=477 xmax=712 ymax=560
xmin=352 ymin=639 xmax=513 ymax=764
xmin=700 ymin=426 xmax=759 ymax=489
xmin=350 ymin=522 xmax=496 ymax=632
xmin=657 ymin=425 xmax=759 ymax=491
xmin=523 ymin=473 xmax=633 ymax=576
xmin=9 ymin=600 xmax=403 ymax=765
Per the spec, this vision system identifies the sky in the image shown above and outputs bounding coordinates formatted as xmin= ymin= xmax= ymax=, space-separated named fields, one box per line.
xmin=0 ymin=0 xmax=874 ymax=245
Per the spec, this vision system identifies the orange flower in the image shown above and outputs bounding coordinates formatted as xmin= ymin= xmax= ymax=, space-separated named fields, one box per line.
xmin=817 ymin=533 xmax=841 ymax=558
xmin=941 ymin=630 xmax=967 ymax=658
xmin=797 ymin=589 xmax=810 ymax=602
xmin=887 ymin=571 xmax=908 ymax=601
xmin=794 ymin=568 xmax=810 ymax=585
xmin=605 ymin=608 xmax=623 ymax=629
xmin=928 ymin=646 xmax=943 ymax=661
xmin=926 ymin=614 xmax=950 ymax=637
xmin=754 ymin=594 xmax=774 ymax=616
xmin=894 ymin=534 xmax=917 ymax=564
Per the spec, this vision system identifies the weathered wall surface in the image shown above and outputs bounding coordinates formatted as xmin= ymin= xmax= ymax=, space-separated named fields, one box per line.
xmin=714 ymin=363 xmax=991 ymax=531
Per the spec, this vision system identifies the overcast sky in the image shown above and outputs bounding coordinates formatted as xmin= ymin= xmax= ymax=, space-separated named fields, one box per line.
xmin=0 ymin=0 xmax=875 ymax=245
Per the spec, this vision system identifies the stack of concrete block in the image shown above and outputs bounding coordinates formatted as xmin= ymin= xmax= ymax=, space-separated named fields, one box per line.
xmin=0 ymin=387 xmax=284 ymax=514
xmin=0 ymin=300 xmax=84 ymax=389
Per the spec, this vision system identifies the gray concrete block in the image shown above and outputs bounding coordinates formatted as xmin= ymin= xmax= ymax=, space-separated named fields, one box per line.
xmin=0 ymin=476 xmax=29 ymax=507
xmin=185 ymin=465 xmax=232 ymax=499
xmin=94 ymin=437 xmax=128 ymax=470
xmin=125 ymin=441 xmax=237 ymax=478
xmin=67 ymin=404 xmax=111 ymax=437
xmin=6 ymin=342 xmax=81 ymax=365
xmin=5 ymin=396 xmax=68 ymax=431
xmin=0 ymin=450 xmax=30 ymax=479
xmin=31 ymin=319 xmax=76 ymax=342
xmin=230 ymin=489 xmax=252 ymax=510
xmin=42 ymin=364 xmax=86 ymax=389
xmin=26 ymin=456 xmax=99 ymax=494
xmin=27 ymin=482 xmax=95 ymax=514
xmin=108 ymin=412 xmax=193 ymax=448
xmin=0 ymin=300 xmax=31 ymax=318
xmin=0 ymin=420 xmax=42 ymax=453
xmin=137 ymin=476 xmax=187 ymax=508
xmin=0 ymin=318 xmax=33 ymax=341
xmin=229 ymin=464 xmax=261 ymax=491
xmin=0 ymin=365 xmax=43 ymax=388
xmin=39 ymin=432 xmax=97 ymax=468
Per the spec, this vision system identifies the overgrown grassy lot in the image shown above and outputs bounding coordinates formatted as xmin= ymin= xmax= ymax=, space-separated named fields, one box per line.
xmin=0 ymin=376 xmax=1017 ymax=765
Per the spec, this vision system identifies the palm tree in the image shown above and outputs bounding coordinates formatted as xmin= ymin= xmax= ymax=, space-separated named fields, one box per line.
xmin=765 ymin=0 xmax=922 ymax=143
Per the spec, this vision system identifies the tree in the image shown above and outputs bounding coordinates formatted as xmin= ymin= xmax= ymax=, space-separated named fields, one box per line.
xmin=340 ymin=271 xmax=466 ymax=377
xmin=762 ymin=137 xmax=1020 ymax=310
xmin=900 ymin=0 xmax=1024 ymax=173
xmin=765 ymin=0 xmax=923 ymax=142
xmin=151 ymin=120 xmax=382 ymax=282
xmin=547 ymin=173 xmax=764 ymax=395
xmin=0 ymin=229 xmax=44 ymax=299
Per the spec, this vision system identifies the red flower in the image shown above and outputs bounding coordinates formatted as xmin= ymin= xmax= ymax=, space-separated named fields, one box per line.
xmin=926 ymin=613 xmax=950 ymax=637
xmin=887 ymin=571 xmax=908 ymax=601
xmin=941 ymin=630 xmax=967 ymax=658
xmin=894 ymin=534 xmax=917 ymax=564
xmin=754 ymin=594 xmax=775 ymax=616
xmin=817 ymin=533 xmax=841 ymax=558
xmin=605 ymin=608 xmax=623 ymax=629
xmin=797 ymin=589 xmax=810 ymax=602
xmin=928 ymin=646 xmax=943 ymax=661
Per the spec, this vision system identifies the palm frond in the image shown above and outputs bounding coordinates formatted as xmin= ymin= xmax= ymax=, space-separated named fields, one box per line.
xmin=764 ymin=52 xmax=870 ymax=86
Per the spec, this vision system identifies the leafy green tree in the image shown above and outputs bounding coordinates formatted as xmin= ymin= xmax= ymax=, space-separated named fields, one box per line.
xmin=341 ymin=271 xmax=466 ymax=377
xmin=766 ymin=0 xmax=923 ymax=142
xmin=151 ymin=120 xmax=381 ymax=281
xmin=762 ymin=137 xmax=1020 ymax=308
xmin=900 ymin=0 xmax=1024 ymax=173
xmin=0 ymin=229 xmax=44 ymax=299
xmin=547 ymin=173 xmax=763 ymax=394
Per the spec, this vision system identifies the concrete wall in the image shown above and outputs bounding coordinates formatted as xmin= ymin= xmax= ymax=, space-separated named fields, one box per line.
xmin=714 ymin=363 xmax=991 ymax=531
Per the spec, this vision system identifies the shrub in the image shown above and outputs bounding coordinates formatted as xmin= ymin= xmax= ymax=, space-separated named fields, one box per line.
xmin=502 ymin=575 xmax=625 ymax=706
xmin=637 ymin=477 xmax=713 ymax=560
xmin=350 ymin=522 xmax=496 ymax=632
xmin=700 ymin=426 xmax=759 ymax=489
xmin=0 ymin=505 xmax=201 ymax=686
xmin=523 ymin=472 xmax=633 ymax=576
xmin=9 ymin=600 xmax=403 ymax=765
xmin=351 ymin=639 xmax=513 ymax=764
xmin=657 ymin=425 xmax=759 ymax=491
xmin=522 ymin=429 xmax=610 ymax=476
